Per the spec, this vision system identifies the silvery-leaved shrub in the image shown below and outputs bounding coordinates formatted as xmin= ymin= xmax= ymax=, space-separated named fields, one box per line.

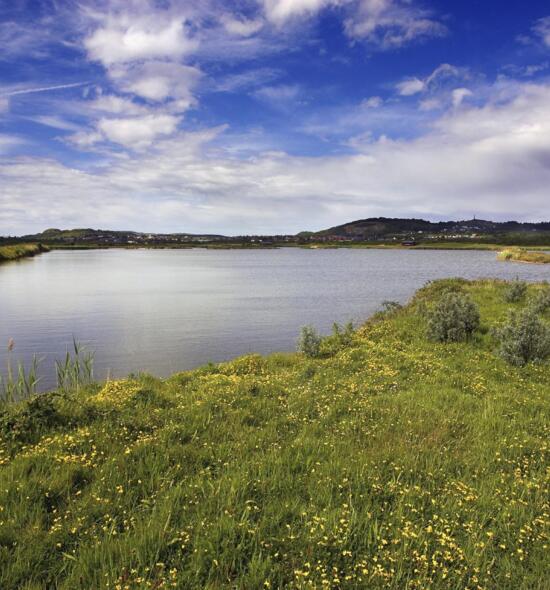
xmin=529 ymin=287 xmax=550 ymax=314
xmin=426 ymin=292 xmax=480 ymax=343
xmin=493 ymin=307 xmax=550 ymax=366
xmin=503 ymin=278 xmax=527 ymax=303
xmin=297 ymin=326 xmax=322 ymax=358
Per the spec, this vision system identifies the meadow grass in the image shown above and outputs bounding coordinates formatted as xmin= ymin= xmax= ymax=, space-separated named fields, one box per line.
xmin=0 ymin=243 xmax=48 ymax=262
xmin=0 ymin=279 xmax=549 ymax=589
xmin=498 ymin=247 xmax=550 ymax=264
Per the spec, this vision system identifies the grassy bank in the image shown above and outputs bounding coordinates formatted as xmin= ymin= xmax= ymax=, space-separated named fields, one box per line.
xmin=0 ymin=243 xmax=49 ymax=262
xmin=1 ymin=280 xmax=549 ymax=589
xmin=498 ymin=247 xmax=550 ymax=264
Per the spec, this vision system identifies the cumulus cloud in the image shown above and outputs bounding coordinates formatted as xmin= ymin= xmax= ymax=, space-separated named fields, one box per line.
xmin=76 ymin=4 xmax=207 ymax=148
xmin=84 ymin=17 xmax=197 ymax=66
xmin=108 ymin=61 xmax=202 ymax=106
xmin=88 ymin=94 xmax=149 ymax=116
xmin=3 ymin=81 xmax=550 ymax=234
xmin=262 ymin=0 xmax=336 ymax=24
xmin=97 ymin=114 xmax=181 ymax=149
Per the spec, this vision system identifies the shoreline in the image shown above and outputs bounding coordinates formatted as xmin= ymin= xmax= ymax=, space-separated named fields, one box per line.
xmin=8 ymin=241 xmax=550 ymax=253
xmin=1 ymin=278 xmax=549 ymax=589
xmin=0 ymin=243 xmax=49 ymax=263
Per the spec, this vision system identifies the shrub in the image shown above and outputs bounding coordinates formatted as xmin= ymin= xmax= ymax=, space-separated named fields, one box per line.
xmin=297 ymin=326 xmax=322 ymax=358
xmin=529 ymin=287 xmax=550 ymax=314
xmin=331 ymin=321 xmax=355 ymax=345
xmin=493 ymin=307 xmax=550 ymax=366
xmin=426 ymin=292 xmax=480 ymax=343
xmin=503 ymin=278 xmax=527 ymax=303
xmin=380 ymin=300 xmax=403 ymax=314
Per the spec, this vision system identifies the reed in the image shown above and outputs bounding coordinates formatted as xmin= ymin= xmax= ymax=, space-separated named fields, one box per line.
xmin=0 ymin=339 xmax=42 ymax=403
xmin=55 ymin=338 xmax=95 ymax=392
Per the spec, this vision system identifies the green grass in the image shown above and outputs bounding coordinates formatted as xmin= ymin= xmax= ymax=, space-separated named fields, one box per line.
xmin=498 ymin=247 xmax=550 ymax=264
xmin=0 ymin=243 xmax=48 ymax=262
xmin=0 ymin=279 xmax=549 ymax=589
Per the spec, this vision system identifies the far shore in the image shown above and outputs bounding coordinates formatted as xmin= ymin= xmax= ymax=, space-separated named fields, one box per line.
xmin=2 ymin=240 xmax=550 ymax=262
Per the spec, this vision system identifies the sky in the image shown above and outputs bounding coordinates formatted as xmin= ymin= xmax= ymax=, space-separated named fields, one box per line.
xmin=0 ymin=0 xmax=549 ymax=235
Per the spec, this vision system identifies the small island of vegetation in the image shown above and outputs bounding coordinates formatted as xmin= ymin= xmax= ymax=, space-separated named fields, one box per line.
xmin=1 ymin=279 xmax=549 ymax=589
xmin=498 ymin=247 xmax=550 ymax=264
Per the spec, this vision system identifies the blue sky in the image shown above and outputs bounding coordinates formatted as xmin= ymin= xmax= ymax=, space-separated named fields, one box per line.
xmin=0 ymin=0 xmax=549 ymax=235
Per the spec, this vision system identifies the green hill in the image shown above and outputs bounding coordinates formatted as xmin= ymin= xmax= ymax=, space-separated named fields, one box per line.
xmin=0 ymin=280 xmax=549 ymax=589
xmin=312 ymin=217 xmax=550 ymax=243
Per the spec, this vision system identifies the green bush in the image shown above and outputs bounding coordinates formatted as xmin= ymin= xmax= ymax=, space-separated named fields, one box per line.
xmin=331 ymin=321 xmax=354 ymax=345
xmin=493 ymin=307 xmax=550 ymax=366
xmin=503 ymin=278 xmax=527 ymax=303
xmin=426 ymin=292 xmax=480 ymax=343
xmin=529 ymin=287 xmax=550 ymax=314
xmin=380 ymin=300 xmax=403 ymax=314
xmin=297 ymin=326 xmax=322 ymax=358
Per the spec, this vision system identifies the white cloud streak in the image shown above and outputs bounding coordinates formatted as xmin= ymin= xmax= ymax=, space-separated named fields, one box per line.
xmin=0 ymin=82 xmax=89 ymax=97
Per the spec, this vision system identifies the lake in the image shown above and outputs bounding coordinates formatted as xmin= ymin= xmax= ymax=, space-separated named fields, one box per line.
xmin=1 ymin=248 xmax=549 ymax=389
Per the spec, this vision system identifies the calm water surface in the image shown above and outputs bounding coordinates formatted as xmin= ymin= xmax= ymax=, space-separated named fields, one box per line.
xmin=1 ymin=248 xmax=549 ymax=389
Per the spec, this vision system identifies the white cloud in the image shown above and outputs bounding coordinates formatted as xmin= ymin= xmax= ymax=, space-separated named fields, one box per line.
xmin=84 ymin=17 xmax=197 ymax=66
xmin=97 ymin=114 xmax=181 ymax=149
xmin=108 ymin=61 xmax=201 ymax=106
xmin=418 ymin=97 xmax=441 ymax=111
xmin=344 ymin=0 xmax=447 ymax=49
xmin=0 ymin=82 xmax=89 ymax=98
xmin=254 ymin=84 xmax=302 ymax=106
xmin=0 ymin=97 xmax=8 ymax=113
xmin=0 ymin=134 xmax=23 ymax=154
xmin=27 ymin=115 xmax=82 ymax=132
xmin=215 ymin=68 xmax=282 ymax=93
xmin=3 ymin=81 xmax=550 ymax=235
xmin=222 ymin=16 xmax=264 ymax=37
xmin=259 ymin=0 xmax=446 ymax=50
xmin=89 ymin=94 xmax=149 ymax=116
xmin=262 ymin=0 xmax=336 ymax=25
xmin=397 ymin=63 xmax=464 ymax=96
xmin=396 ymin=78 xmax=425 ymax=96
xmin=451 ymin=87 xmax=473 ymax=108
xmin=533 ymin=16 xmax=550 ymax=47
xmin=361 ymin=96 xmax=383 ymax=108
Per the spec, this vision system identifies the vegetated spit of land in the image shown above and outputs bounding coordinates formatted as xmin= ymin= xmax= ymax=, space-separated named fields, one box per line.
xmin=498 ymin=247 xmax=550 ymax=264
xmin=1 ymin=280 xmax=549 ymax=589
xmin=0 ymin=243 xmax=48 ymax=262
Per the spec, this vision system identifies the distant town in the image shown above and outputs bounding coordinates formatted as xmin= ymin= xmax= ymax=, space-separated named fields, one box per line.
xmin=2 ymin=217 xmax=550 ymax=248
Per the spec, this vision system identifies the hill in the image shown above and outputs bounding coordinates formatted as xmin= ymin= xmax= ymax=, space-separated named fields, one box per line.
xmin=8 ymin=217 xmax=550 ymax=248
xmin=310 ymin=217 xmax=550 ymax=242
xmin=1 ymin=279 xmax=549 ymax=589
